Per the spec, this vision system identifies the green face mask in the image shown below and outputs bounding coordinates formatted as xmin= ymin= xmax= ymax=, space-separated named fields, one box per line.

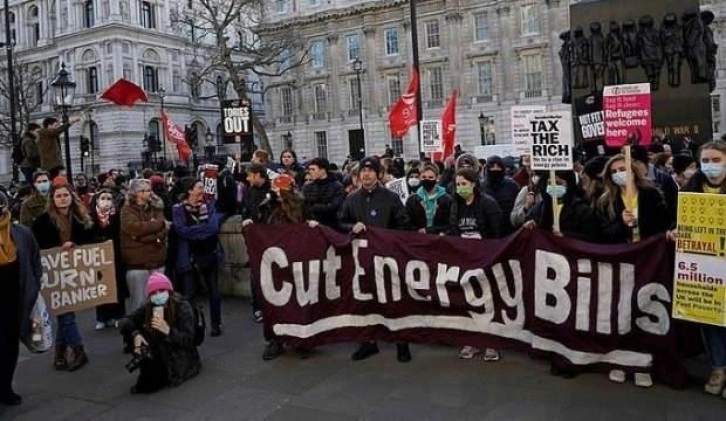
xmin=456 ymin=185 xmax=473 ymax=198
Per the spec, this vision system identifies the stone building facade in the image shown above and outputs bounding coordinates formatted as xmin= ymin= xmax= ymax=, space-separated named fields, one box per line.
xmin=261 ymin=0 xmax=726 ymax=165
xmin=0 ymin=0 xmax=232 ymax=177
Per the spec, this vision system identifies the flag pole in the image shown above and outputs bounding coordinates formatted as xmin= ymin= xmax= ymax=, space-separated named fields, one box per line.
xmin=409 ymin=0 xmax=423 ymax=159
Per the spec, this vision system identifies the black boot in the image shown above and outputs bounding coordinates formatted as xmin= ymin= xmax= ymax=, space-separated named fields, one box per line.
xmin=262 ymin=340 xmax=284 ymax=361
xmin=67 ymin=345 xmax=89 ymax=372
xmin=211 ymin=324 xmax=222 ymax=337
xmin=351 ymin=342 xmax=379 ymax=361
xmin=54 ymin=345 xmax=68 ymax=371
xmin=396 ymin=343 xmax=411 ymax=363
xmin=0 ymin=391 xmax=21 ymax=406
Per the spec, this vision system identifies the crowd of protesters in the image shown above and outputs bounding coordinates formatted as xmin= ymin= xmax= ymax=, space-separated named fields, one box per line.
xmin=0 ymin=132 xmax=725 ymax=405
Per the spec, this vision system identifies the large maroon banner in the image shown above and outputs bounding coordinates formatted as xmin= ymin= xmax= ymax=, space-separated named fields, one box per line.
xmin=246 ymin=225 xmax=679 ymax=370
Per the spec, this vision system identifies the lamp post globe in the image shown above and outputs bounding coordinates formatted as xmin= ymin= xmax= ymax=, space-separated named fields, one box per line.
xmin=50 ymin=62 xmax=77 ymax=181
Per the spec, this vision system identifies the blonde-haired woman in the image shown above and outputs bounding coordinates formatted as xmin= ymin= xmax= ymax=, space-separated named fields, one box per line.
xmin=596 ymin=154 xmax=670 ymax=387
xmin=31 ymin=182 xmax=94 ymax=372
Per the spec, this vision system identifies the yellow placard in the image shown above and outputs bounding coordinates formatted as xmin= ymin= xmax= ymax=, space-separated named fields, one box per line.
xmin=672 ymin=193 xmax=726 ymax=326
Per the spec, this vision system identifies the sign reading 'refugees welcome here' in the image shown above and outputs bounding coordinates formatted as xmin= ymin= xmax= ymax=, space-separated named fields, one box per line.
xmin=246 ymin=225 xmax=680 ymax=370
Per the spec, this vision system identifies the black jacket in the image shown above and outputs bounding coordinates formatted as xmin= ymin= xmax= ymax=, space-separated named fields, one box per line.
xmin=31 ymin=212 xmax=95 ymax=250
xmin=303 ymin=175 xmax=346 ymax=229
xmin=405 ymin=188 xmax=453 ymax=234
xmin=483 ymin=177 xmax=521 ymax=236
xmin=216 ymin=170 xmax=239 ymax=217
xmin=448 ymin=193 xmax=502 ymax=239
xmin=90 ymin=211 xmax=127 ymax=298
xmin=649 ymin=164 xmax=679 ymax=227
xmin=682 ymin=171 xmax=726 ymax=194
xmin=338 ymin=184 xmax=410 ymax=231
xmin=527 ymin=193 xmax=599 ymax=242
xmin=243 ymin=180 xmax=271 ymax=223
xmin=597 ymin=185 xmax=670 ymax=244
xmin=120 ymin=297 xmax=201 ymax=388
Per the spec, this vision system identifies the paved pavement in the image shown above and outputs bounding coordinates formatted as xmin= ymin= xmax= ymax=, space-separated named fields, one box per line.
xmin=2 ymin=298 xmax=725 ymax=421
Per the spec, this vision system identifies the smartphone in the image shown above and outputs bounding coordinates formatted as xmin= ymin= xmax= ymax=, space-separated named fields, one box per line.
xmin=153 ymin=306 xmax=164 ymax=320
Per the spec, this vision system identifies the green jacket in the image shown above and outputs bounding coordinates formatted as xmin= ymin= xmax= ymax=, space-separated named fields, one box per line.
xmin=20 ymin=133 xmax=41 ymax=169
xmin=19 ymin=193 xmax=48 ymax=226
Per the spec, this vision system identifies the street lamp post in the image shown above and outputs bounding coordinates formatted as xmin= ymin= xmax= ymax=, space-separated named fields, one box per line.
xmin=216 ymin=75 xmax=226 ymax=152
xmin=352 ymin=58 xmax=364 ymax=137
xmin=3 ymin=0 xmax=19 ymax=182
xmin=158 ymin=86 xmax=167 ymax=166
xmin=50 ymin=62 xmax=77 ymax=181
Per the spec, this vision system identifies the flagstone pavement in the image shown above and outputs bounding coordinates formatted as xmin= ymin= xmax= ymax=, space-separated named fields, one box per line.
xmin=2 ymin=298 xmax=724 ymax=421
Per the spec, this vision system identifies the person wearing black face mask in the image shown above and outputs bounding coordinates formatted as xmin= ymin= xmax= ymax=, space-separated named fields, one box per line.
xmin=483 ymin=156 xmax=521 ymax=236
xmin=0 ymin=191 xmax=42 ymax=406
xmin=405 ymin=164 xmax=453 ymax=234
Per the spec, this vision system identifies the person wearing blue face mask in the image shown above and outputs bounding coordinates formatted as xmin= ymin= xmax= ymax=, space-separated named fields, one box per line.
xmin=523 ymin=171 xmax=598 ymax=243
xmin=19 ymin=171 xmax=51 ymax=226
xmin=120 ymin=272 xmax=201 ymax=394
xmin=679 ymin=142 xmax=726 ymax=398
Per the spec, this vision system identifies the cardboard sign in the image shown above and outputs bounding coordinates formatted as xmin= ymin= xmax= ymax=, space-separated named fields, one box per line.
xmin=198 ymin=164 xmax=219 ymax=201
xmin=421 ymin=120 xmax=442 ymax=153
xmin=40 ymin=241 xmax=118 ymax=316
xmin=603 ymin=83 xmax=652 ymax=148
xmin=528 ymin=111 xmax=574 ymax=171
xmin=672 ymin=193 xmax=726 ymax=326
xmin=385 ymin=177 xmax=409 ymax=204
xmin=511 ymin=105 xmax=547 ymax=155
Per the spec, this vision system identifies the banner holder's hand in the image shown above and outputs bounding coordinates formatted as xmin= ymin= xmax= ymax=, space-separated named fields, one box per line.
xmin=307 ymin=220 xmax=319 ymax=228
xmin=133 ymin=334 xmax=148 ymax=353
xmin=666 ymin=229 xmax=678 ymax=242
xmin=62 ymin=242 xmax=75 ymax=251
xmin=351 ymin=222 xmax=367 ymax=235
xmin=242 ymin=219 xmax=254 ymax=228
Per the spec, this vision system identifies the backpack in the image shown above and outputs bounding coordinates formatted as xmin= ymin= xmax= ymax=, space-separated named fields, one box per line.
xmin=192 ymin=303 xmax=206 ymax=346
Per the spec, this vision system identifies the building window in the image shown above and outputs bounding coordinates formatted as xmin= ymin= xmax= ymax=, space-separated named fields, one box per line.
xmin=140 ymin=1 xmax=156 ymax=29
xmin=147 ymin=119 xmax=160 ymax=147
xmin=123 ymin=64 xmax=132 ymax=80
xmin=84 ymin=0 xmax=95 ymax=28
xmin=143 ymin=65 xmax=158 ymax=92
xmin=35 ymin=81 xmax=43 ymax=105
xmin=391 ymin=137 xmax=404 ymax=157
xmin=313 ymin=83 xmax=327 ymax=114
xmin=427 ymin=67 xmax=444 ymax=103
xmin=349 ymin=77 xmax=361 ymax=111
xmin=190 ymin=72 xmax=200 ymax=98
xmin=480 ymin=115 xmax=496 ymax=146
xmin=523 ymin=55 xmax=543 ymax=97
xmin=384 ymin=27 xmax=399 ymax=56
xmin=310 ymin=41 xmax=324 ymax=68
xmin=315 ymin=131 xmax=328 ymax=159
xmin=476 ymin=61 xmax=494 ymax=96
xmin=520 ymin=4 xmax=539 ymax=36
xmin=276 ymin=0 xmax=289 ymax=14
xmin=87 ymin=67 xmax=99 ymax=94
xmin=474 ymin=12 xmax=489 ymax=42
xmin=346 ymin=35 xmax=360 ymax=62
xmin=308 ymin=0 xmax=320 ymax=6
xmin=280 ymin=86 xmax=293 ymax=117
xmin=172 ymin=72 xmax=181 ymax=92
xmin=425 ymin=20 xmax=440 ymax=49
xmin=387 ymin=75 xmax=401 ymax=105
xmin=711 ymin=95 xmax=721 ymax=113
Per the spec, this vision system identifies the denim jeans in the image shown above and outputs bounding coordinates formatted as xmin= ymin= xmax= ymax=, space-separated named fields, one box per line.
xmin=703 ymin=325 xmax=726 ymax=369
xmin=126 ymin=267 xmax=164 ymax=314
xmin=181 ymin=258 xmax=221 ymax=326
xmin=56 ymin=313 xmax=82 ymax=347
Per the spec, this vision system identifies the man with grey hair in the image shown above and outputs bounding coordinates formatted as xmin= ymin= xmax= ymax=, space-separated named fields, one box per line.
xmin=120 ymin=179 xmax=168 ymax=312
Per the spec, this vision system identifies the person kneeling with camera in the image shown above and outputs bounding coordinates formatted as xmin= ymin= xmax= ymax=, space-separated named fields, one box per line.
xmin=120 ymin=272 xmax=201 ymax=394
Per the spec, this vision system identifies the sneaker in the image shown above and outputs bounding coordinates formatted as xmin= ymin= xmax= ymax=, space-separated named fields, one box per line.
xmin=609 ymin=369 xmax=626 ymax=383
xmin=351 ymin=342 xmax=379 ymax=361
xmin=705 ymin=369 xmax=726 ymax=395
xmin=253 ymin=311 xmax=263 ymax=324
xmin=95 ymin=321 xmax=106 ymax=331
xmin=396 ymin=344 xmax=411 ymax=363
xmin=458 ymin=346 xmax=480 ymax=359
xmin=262 ymin=341 xmax=284 ymax=361
xmin=634 ymin=372 xmax=653 ymax=388
xmin=483 ymin=348 xmax=500 ymax=362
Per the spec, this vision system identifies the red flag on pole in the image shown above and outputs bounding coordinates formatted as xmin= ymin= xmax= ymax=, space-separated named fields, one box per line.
xmin=161 ymin=111 xmax=192 ymax=163
xmin=100 ymin=78 xmax=148 ymax=107
xmin=441 ymin=90 xmax=458 ymax=159
xmin=388 ymin=68 xmax=419 ymax=138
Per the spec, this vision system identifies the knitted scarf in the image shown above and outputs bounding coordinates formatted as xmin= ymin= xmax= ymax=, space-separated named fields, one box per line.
xmin=416 ymin=186 xmax=446 ymax=228
xmin=184 ymin=201 xmax=209 ymax=224
xmin=0 ymin=212 xmax=18 ymax=264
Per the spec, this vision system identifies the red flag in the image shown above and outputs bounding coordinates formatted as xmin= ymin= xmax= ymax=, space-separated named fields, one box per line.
xmin=388 ymin=68 xmax=419 ymax=138
xmin=100 ymin=78 xmax=148 ymax=107
xmin=161 ymin=111 xmax=192 ymax=163
xmin=441 ymin=90 xmax=457 ymax=159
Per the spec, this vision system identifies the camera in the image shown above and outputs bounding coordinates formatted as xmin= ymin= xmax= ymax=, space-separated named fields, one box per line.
xmin=125 ymin=345 xmax=151 ymax=373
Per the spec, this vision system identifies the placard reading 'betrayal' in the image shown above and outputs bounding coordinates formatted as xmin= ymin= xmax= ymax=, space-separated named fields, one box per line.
xmin=40 ymin=241 xmax=118 ymax=316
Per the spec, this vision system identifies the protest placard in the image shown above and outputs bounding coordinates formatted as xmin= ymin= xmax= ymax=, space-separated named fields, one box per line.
xmin=421 ymin=120 xmax=442 ymax=153
xmin=603 ymin=83 xmax=652 ymax=148
xmin=385 ymin=178 xmax=409 ymax=204
xmin=40 ymin=241 xmax=118 ymax=316
xmin=672 ymin=193 xmax=726 ymax=326
xmin=474 ymin=144 xmax=515 ymax=161
xmin=528 ymin=111 xmax=573 ymax=171
xmin=198 ymin=164 xmax=219 ymax=201
xmin=511 ymin=105 xmax=547 ymax=155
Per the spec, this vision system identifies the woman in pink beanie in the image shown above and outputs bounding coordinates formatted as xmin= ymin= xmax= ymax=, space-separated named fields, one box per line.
xmin=120 ymin=272 xmax=201 ymax=394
